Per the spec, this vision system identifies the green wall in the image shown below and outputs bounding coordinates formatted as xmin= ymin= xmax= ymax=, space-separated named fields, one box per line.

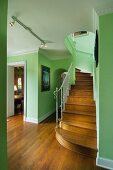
xmin=0 ymin=0 xmax=8 ymax=169
xmin=99 ymin=13 xmax=113 ymax=159
xmin=8 ymin=51 xmax=72 ymax=122
xmin=65 ymin=35 xmax=76 ymax=84
xmin=38 ymin=52 xmax=71 ymax=121
xmin=8 ymin=53 xmax=38 ymax=120
xmin=76 ymin=51 xmax=93 ymax=73
xmin=65 ymin=34 xmax=94 ymax=75
xmin=52 ymin=58 xmax=72 ymax=88
xmin=38 ymin=53 xmax=55 ymax=120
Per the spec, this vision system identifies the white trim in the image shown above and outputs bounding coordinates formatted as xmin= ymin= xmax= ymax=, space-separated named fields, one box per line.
xmin=96 ymin=157 xmax=113 ymax=170
xmin=7 ymin=61 xmax=27 ymax=121
xmin=25 ymin=117 xmax=38 ymax=124
xmin=8 ymin=49 xmax=38 ymax=57
xmin=8 ymin=61 xmax=25 ymax=67
xmin=38 ymin=111 xmax=54 ymax=123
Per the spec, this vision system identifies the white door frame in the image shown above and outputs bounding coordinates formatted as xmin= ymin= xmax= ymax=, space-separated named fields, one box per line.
xmin=7 ymin=61 xmax=27 ymax=121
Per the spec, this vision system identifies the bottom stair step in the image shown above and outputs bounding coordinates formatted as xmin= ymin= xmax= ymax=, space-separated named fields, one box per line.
xmin=56 ymin=128 xmax=97 ymax=150
xmin=56 ymin=128 xmax=97 ymax=158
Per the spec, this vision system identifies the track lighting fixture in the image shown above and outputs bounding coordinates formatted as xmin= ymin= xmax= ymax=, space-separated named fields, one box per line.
xmin=10 ymin=16 xmax=47 ymax=47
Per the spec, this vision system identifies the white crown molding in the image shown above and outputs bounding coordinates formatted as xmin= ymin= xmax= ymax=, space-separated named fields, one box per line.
xmin=96 ymin=156 xmax=113 ymax=170
xmin=95 ymin=7 xmax=113 ymax=16
xmin=8 ymin=49 xmax=38 ymax=57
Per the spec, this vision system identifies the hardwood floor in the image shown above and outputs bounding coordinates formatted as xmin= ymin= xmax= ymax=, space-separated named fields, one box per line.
xmin=7 ymin=115 xmax=107 ymax=170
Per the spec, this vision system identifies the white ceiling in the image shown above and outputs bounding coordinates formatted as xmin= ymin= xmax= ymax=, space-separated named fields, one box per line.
xmin=7 ymin=0 xmax=113 ymax=59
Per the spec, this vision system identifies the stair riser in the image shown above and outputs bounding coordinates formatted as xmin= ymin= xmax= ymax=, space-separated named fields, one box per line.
xmin=63 ymin=111 xmax=96 ymax=116
xmin=76 ymin=74 xmax=92 ymax=77
xmin=67 ymin=97 xmax=95 ymax=104
xmin=75 ymin=82 xmax=93 ymax=85
xmin=76 ymin=75 xmax=93 ymax=79
xmin=56 ymin=133 xmax=97 ymax=158
xmin=76 ymin=78 xmax=93 ymax=81
xmin=56 ymin=130 xmax=97 ymax=150
xmin=62 ymin=114 xmax=96 ymax=123
xmin=65 ymin=104 xmax=96 ymax=112
xmin=61 ymin=120 xmax=96 ymax=130
xmin=70 ymin=91 xmax=93 ymax=96
xmin=60 ymin=122 xmax=97 ymax=137
xmin=71 ymin=86 xmax=93 ymax=90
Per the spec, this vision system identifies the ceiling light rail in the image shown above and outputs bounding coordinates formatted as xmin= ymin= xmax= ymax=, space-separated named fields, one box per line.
xmin=10 ymin=16 xmax=47 ymax=48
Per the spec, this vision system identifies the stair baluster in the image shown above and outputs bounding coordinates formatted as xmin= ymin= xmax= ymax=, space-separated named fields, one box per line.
xmin=54 ymin=64 xmax=72 ymax=127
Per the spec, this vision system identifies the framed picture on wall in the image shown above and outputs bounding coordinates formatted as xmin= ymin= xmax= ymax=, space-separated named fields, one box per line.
xmin=41 ymin=65 xmax=50 ymax=91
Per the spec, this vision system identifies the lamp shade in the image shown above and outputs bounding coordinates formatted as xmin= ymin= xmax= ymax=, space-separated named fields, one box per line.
xmin=14 ymin=85 xmax=17 ymax=91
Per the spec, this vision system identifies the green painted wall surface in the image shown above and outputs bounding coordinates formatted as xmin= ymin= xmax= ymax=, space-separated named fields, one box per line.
xmin=38 ymin=53 xmax=55 ymax=119
xmin=76 ymin=51 xmax=93 ymax=73
xmin=65 ymin=35 xmax=76 ymax=84
xmin=99 ymin=13 xmax=113 ymax=159
xmin=7 ymin=53 xmax=38 ymax=120
xmin=65 ymin=34 xmax=94 ymax=80
xmin=75 ymin=32 xmax=95 ymax=54
xmin=0 ymin=0 xmax=8 ymax=169
xmin=52 ymin=58 xmax=72 ymax=88
xmin=38 ymin=53 xmax=72 ymax=120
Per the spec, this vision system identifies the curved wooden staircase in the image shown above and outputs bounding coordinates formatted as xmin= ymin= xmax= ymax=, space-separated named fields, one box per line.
xmin=55 ymin=69 xmax=97 ymax=157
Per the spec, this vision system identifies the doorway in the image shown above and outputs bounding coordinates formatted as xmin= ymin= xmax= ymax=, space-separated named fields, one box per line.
xmin=7 ymin=61 xmax=26 ymax=121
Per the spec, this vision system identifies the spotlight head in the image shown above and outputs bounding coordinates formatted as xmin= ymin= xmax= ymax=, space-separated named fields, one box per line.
xmin=40 ymin=43 xmax=47 ymax=48
xmin=9 ymin=21 xmax=15 ymax=27
xmin=44 ymin=44 xmax=47 ymax=48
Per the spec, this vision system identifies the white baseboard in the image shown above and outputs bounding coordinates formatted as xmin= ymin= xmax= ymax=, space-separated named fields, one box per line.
xmin=25 ymin=117 xmax=38 ymax=124
xmin=38 ymin=111 xmax=54 ymax=123
xmin=96 ymin=156 xmax=113 ymax=170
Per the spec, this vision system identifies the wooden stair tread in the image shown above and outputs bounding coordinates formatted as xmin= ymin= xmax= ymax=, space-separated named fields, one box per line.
xmin=67 ymin=97 xmax=95 ymax=104
xmin=76 ymin=79 xmax=93 ymax=81
xmin=61 ymin=119 xmax=96 ymax=130
xmin=56 ymin=132 xmax=97 ymax=157
xmin=62 ymin=113 xmax=96 ymax=123
xmin=75 ymin=68 xmax=81 ymax=72
xmin=68 ymin=96 xmax=95 ymax=100
xmin=70 ymin=90 xmax=93 ymax=92
xmin=65 ymin=103 xmax=96 ymax=112
xmin=69 ymin=93 xmax=93 ymax=97
xmin=76 ymin=72 xmax=91 ymax=75
xmin=76 ymin=77 xmax=93 ymax=79
xmin=56 ymin=128 xmax=97 ymax=150
xmin=66 ymin=102 xmax=95 ymax=107
xmin=60 ymin=121 xmax=97 ymax=137
xmin=63 ymin=110 xmax=96 ymax=116
xmin=72 ymin=87 xmax=93 ymax=90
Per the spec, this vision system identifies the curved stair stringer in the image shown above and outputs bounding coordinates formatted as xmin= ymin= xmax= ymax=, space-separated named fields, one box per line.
xmin=56 ymin=128 xmax=97 ymax=158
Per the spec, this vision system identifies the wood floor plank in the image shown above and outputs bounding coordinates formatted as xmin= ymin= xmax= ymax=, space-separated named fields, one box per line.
xmin=7 ymin=114 xmax=107 ymax=170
